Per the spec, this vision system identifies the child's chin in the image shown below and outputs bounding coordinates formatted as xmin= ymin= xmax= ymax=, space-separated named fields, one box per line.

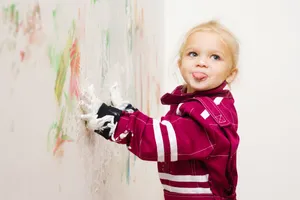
xmin=190 ymin=81 xmax=210 ymax=91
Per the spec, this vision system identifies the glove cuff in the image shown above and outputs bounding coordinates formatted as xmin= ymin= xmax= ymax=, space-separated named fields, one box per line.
xmin=124 ymin=103 xmax=138 ymax=113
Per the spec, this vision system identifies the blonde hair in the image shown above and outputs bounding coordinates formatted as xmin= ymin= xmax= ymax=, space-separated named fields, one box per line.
xmin=179 ymin=20 xmax=239 ymax=70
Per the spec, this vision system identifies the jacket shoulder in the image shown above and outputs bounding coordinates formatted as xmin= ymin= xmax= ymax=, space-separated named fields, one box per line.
xmin=177 ymin=96 xmax=238 ymax=126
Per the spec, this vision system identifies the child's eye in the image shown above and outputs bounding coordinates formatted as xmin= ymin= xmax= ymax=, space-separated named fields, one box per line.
xmin=211 ymin=54 xmax=221 ymax=60
xmin=188 ymin=52 xmax=198 ymax=57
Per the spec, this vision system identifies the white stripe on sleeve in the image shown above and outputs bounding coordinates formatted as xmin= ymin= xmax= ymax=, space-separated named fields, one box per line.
xmin=153 ymin=119 xmax=165 ymax=162
xmin=162 ymin=184 xmax=212 ymax=194
xmin=162 ymin=120 xmax=178 ymax=162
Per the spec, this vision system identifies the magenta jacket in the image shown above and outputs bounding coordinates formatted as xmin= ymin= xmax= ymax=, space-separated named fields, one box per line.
xmin=111 ymin=82 xmax=240 ymax=200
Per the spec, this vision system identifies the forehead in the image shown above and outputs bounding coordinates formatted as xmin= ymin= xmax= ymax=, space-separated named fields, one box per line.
xmin=185 ymin=31 xmax=229 ymax=53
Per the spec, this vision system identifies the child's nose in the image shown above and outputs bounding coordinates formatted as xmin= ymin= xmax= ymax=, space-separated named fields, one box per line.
xmin=196 ymin=58 xmax=208 ymax=68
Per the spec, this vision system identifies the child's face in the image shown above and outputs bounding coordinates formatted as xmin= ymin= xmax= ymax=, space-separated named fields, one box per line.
xmin=178 ymin=31 xmax=236 ymax=93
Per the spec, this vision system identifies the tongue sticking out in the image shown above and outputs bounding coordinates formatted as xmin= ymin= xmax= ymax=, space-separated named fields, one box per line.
xmin=192 ymin=72 xmax=207 ymax=81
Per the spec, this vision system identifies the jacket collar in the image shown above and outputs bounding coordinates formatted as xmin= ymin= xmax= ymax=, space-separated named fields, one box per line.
xmin=160 ymin=81 xmax=231 ymax=105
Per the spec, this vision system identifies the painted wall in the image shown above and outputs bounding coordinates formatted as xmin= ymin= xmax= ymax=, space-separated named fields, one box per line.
xmin=164 ymin=0 xmax=300 ymax=199
xmin=0 ymin=0 xmax=163 ymax=199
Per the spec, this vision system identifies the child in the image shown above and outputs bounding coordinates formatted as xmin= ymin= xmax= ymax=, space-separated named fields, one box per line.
xmin=80 ymin=20 xmax=240 ymax=200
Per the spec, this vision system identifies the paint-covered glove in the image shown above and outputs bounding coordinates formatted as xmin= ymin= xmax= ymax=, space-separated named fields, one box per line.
xmin=79 ymin=84 xmax=123 ymax=140
xmin=110 ymin=82 xmax=137 ymax=113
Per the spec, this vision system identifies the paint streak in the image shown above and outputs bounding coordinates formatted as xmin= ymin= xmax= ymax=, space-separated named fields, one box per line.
xmin=52 ymin=8 xmax=58 ymax=33
xmin=69 ymin=38 xmax=80 ymax=99
xmin=125 ymin=0 xmax=133 ymax=53
xmin=48 ymin=45 xmax=60 ymax=72
xmin=125 ymin=0 xmax=144 ymax=53
xmin=52 ymin=9 xmax=57 ymax=18
xmin=100 ymin=29 xmax=110 ymax=86
xmin=127 ymin=21 xmax=133 ymax=53
xmin=48 ymin=108 xmax=73 ymax=156
xmin=54 ymin=29 xmax=73 ymax=105
xmin=1 ymin=3 xmax=43 ymax=62
xmin=125 ymin=0 xmax=130 ymax=15
xmin=54 ymin=48 xmax=69 ymax=105
xmin=134 ymin=1 xmax=144 ymax=38
xmin=22 ymin=3 xmax=41 ymax=44
xmin=48 ymin=17 xmax=80 ymax=156
xmin=18 ymin=2 xmax=43 ymax=62
xmin=47 ymin=93 xmax=74 ymax=156
xmin=2 ymin=3 xmax=20 ymax=34
xmin=64 ymin=92 xmax=74 ymax=112
xmin=47 ymin=8 xmax=60 ymax=72
xmin=126 ymin=151 xmax=131 ymax=184
xmin=20 ymin=51 xmax=25 ymax=61
xmin=49 ymin=18 xmax=81 ymax=156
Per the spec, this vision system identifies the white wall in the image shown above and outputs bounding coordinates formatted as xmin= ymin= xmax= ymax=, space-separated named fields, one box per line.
xmin=0 ymin=0 xmax=163 ymax=199
xmin=164 ymin=0 xmax=300 ymax=199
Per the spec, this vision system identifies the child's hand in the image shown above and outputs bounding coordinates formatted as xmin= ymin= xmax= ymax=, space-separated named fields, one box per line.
xmin=79 ymin=84 xmax=104 ymax=131
xmin=80 ymin=84 xmax=103 ymax=113
xmin=110 ymin=82 xmax=125 ymax=107
xmin=79 ymin=83 xmax=123 ymax=139
xmin=110 ymin=82 xmax=130 ymax=110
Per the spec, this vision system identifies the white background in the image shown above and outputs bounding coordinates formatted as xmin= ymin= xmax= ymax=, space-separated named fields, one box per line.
xmin=163 ymin=0 xmax=300 ymax=199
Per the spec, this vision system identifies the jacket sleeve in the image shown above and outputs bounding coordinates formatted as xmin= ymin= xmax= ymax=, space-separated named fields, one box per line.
xmin=110 ymin=102 xmax=217 ymax=162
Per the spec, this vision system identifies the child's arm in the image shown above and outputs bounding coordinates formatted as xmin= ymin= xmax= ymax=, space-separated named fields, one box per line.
xmin=83 ymin=101 xmax=217 ymax=162
xmin=111 ymin=108 xmax=215 ymax=162
xmin=79 ymin=84 xmax=217 ymax=162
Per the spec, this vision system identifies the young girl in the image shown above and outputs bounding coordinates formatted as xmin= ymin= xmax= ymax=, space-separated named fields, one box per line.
xmin=80 ymin=20 xmax=240 ymax=200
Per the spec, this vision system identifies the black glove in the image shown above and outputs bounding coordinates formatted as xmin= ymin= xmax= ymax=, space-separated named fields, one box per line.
xmin=95 ymin=103 xmax=138 ymax=139
xmin=94 ymin=103 xmax=122 ymax=139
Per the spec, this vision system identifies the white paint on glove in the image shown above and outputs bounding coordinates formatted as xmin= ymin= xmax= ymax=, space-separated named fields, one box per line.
xmin=110 ymin=82 xmax=130 ymax=110
xmin=79 ymin=84 xmax=104 ymax=131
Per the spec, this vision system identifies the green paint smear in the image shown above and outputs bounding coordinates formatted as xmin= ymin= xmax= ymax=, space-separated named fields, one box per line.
xmin=48 ymin=45 xmax=61 ymax=72
xmin=54 ymin=108 xmax=73 ymax=142
xmin=15 ymin=10 xmax=18 ymax=23
xmin=2 ymin=3 xmax=19 ymax=32
xmin=52 ymin=9 xmax=56 ymax=18
xmin=54 ymin=24 xmax=74 ymax=105
xmin=3 ymin=7 xmax=8 ymax=13
xmin=52 ymin=8 xmax=58 ymax=34
xmin=61 ymin=134 xmax=73 ymax=141
xmin=64 ymin=91 xmax=74 ymax=112
xmin=70 ymin=19 xmax=76 ymax=37
xmin=10 ymin=4 xmax=15 ymax=17
xmin=54 ymin=51 xmax=68 ymax=105
xmin=55 ymin=107 xmax=65 ymax=139
xmin=47 ymin=107 xmax=73 ymax=153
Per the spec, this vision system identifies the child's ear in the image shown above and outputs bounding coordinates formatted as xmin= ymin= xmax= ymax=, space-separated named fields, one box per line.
xmin=226 ymin=67 xmax=238 ymax=83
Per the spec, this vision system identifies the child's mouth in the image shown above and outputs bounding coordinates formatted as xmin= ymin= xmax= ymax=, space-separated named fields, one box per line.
xmin=192 ymin=72 xmax=208 ymax=81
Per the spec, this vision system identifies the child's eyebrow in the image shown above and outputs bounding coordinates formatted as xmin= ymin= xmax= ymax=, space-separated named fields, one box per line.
xmin=211 ymin=50 xmax=225 ymax=57
xmin=184 ymin=47 xmax=196 ymax=52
